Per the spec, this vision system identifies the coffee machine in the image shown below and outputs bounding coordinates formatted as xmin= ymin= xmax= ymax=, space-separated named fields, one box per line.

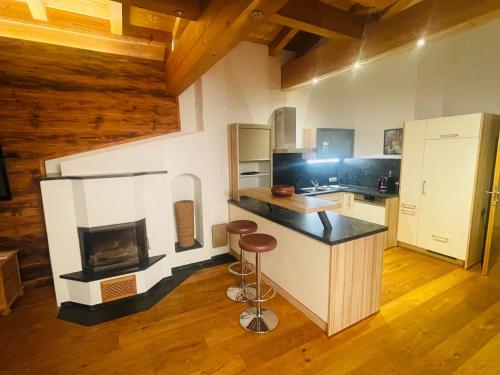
xmin=377 ymin=170 xmax=397 ymax=194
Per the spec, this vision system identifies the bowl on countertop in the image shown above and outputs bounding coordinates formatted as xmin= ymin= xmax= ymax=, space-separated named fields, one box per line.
xmin=271 ymin=185 xmax=294 ymax=197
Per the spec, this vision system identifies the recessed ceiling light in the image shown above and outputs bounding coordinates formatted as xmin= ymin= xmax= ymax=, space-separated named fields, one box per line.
xmin=312 ymin=77 xmax=319 ymax=85
xmin=250 ymin=10 xmax=264 ymax=20
xmin=416 ymin=38 xmax=426 ymax=47
xmin=353 ymin=61 xmax=362 ymax=71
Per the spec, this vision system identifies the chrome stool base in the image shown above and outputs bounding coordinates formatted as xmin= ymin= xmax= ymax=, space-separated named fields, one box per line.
xmin=239 ymin=307 xmax=278 ymax=334
xmin=226 ymin=284 xmax=256 ymax=303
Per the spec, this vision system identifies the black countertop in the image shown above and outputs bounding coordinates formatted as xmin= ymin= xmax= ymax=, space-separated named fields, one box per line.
xmin=298 ymin=185 xmax=399 ymax=198
xmin=229 ymin=197 xmax=387 ymax=246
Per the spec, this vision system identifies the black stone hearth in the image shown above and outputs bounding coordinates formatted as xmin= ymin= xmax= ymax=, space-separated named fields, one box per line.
xmin=60 ymin=255 xmax=166 ymax=282
xmin=57 ymin=253 xmax=235 ymax=326
xmin=174 ymin=239 xmax=203 ymax=253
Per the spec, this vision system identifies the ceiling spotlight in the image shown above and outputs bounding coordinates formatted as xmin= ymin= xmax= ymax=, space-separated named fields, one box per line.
xmin=174 ymin=9 xmax=184 ymax=17
xmin=250 ymin=10 xmax=264 ymax=20
xmin=312 ymin=77 xmax=319 ymax=85
xmin=353 ymin=61 xmax=362 ymax=71
xmin=416 ymin=38 xmax=426 ymax=47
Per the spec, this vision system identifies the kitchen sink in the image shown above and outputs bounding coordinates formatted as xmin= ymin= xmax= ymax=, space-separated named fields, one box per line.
xmin=296 ymin=185 xmax=349 ymax=195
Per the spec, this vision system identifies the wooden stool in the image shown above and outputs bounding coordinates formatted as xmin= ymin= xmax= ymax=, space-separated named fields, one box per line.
xmin=0 ymin=251 xmax=23 ymax=317
xmin=226 ymin=220 xmax=257 ymax=302
xmin=239 ymin=233 xmax=278 ymax=334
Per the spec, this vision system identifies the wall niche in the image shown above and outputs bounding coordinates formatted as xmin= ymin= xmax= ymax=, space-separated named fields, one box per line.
xmin=171 ymin=174 xmax=204 ymax=252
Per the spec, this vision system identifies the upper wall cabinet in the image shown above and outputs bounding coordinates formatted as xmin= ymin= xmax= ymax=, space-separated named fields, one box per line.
xmin=238 ymin=127 xmax=271 ymax=161
xmin=425 ymin=113 xmax=482 ymax=139
xmin=302 ymin=128 xmax=354 ymax=159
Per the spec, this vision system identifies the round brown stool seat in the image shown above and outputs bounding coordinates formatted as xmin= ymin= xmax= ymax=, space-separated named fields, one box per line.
xmin=227 ymin=220 xmax=258 ymax=235
xmin=239 ymin=233 xmax=278 ymax=334
xmin=226 ymin=220 xmax=257 ymax=303
xmin=239 ymin=233 xmax=277 ymax=253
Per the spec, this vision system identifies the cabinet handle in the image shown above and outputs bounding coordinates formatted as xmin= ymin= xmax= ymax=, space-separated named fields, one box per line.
xmin=422 ymin=180 xmax=426 ymax=194
xmin=401 ymin=209 xmax=416 ymax=216
xmin=432 ymin=234 xmax=449 ymax=243
xmin=401 ymin=203 xmax=416 ymax=209
xmin=440 ymin=133 xmax=459 ymax=139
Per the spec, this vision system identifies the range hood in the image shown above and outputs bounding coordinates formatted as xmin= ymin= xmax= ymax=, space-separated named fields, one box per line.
xmin=272 ymin=107 xmax=314 ymax=154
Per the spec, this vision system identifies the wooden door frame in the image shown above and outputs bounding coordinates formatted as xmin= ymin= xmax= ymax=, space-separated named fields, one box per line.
xmin=482 ymin=131 xmax=500 ymax=275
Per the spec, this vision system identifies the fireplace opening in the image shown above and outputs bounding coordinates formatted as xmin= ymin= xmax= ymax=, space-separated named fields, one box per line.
xmin=78 ymin=219 xmax=149 ymax=273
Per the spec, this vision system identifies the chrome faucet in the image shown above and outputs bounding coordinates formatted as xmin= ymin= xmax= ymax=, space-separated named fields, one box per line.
xmin=311 ymin=179 xmax=319 ymax=191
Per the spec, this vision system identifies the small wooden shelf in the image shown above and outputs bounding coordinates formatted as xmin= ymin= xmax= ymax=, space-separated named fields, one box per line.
xmin=229 ymin=123 xmax=272 ymax=199
xmin=239 ymin=173 xmax=270 ymax=178
xmin=0 ymin=251 xmax=23 ymax=317
xmin=238 ymin=159 xmax=271 ymax=162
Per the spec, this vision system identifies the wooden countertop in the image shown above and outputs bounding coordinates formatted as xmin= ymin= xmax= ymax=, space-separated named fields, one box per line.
xmin=239 ymin=187 xmax=340 ymax=214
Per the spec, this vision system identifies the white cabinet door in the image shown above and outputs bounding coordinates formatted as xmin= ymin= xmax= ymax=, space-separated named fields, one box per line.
xmin=353 ymin=201 xmax=385 ymax=225
xmin=417 ymin=138 xmax=479 ymax=260
xmin=425 ymin=114 xmax=482 ymax=140
xmin=398 ymin=120 xmax=426 ymax=245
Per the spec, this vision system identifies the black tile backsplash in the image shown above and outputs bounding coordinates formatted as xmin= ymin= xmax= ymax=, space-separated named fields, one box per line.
xmin=273 ymin=153 xmax=400 ymax=190
xmin=338 ymin=158 xmax=400 ymax=188
xmin=273 ymin=153 xmax=338 ymax=189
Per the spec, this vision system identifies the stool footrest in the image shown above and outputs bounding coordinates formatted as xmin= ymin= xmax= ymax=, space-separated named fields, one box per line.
xmin=228 ymin=261 xmax=255 ymax=277
xmin=242 ymin=282 xmax=276 ymax=303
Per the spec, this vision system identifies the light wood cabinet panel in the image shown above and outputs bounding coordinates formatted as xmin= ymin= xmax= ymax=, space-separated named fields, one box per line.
xmin=425 ymin=114 xmax=482 ymax=140
xmin=417 ymin=138 xmax=479 ymax=260
xmin=343 ymin=193 xmax=354 ymax=216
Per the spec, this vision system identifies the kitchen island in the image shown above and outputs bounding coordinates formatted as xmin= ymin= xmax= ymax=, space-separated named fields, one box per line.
xmin=229 ymin=191 xmax=388 ymax=336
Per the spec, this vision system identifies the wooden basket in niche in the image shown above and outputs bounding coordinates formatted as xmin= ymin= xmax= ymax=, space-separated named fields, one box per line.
xmin=174 ymin=200 xmax=195 ymax=248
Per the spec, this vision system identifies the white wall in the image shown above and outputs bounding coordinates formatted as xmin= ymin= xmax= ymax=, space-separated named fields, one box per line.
xmin=45 ymin=42 xmax=284 ymax=264
xmin=43 ymin=19 xmax=500 ymax=265
xmin=286 ymin=19 xmax=500 ymax=158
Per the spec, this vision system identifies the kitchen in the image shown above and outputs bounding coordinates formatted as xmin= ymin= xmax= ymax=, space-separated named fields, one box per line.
xmin=227 ymin=106 xmax=499 ymax=336
xmin=2 ymin=1 xmax=500 ymax=373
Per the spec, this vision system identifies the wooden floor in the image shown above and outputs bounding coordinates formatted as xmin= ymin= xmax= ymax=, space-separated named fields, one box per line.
xmin=1 ymin=247 xmax=499 ymax=374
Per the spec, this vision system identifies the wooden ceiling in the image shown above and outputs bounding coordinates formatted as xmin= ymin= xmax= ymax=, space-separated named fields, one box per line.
xmin=1 ymin=0 xmax=500 ymax=95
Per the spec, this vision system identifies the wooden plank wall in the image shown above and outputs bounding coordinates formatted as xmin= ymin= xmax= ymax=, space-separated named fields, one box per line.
xmin=0 ymin=37 xmax=180 ymax=288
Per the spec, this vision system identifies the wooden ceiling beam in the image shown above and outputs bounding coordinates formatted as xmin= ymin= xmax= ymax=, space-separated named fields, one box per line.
xmin=121 ymin=3 xmax=172 ymax=44
xmin=112 ymin=0 xmax=202 ymax=21
xmin=109 ymin=1 xmax=123 ymax=35
xmin=164 ymin=0 xmax=290 ymax=96
xmin=268 ymin=26 xmax=298 ymax=56
xmin=0 ymin=16 xmax=167 ymax=60
xmin=268 ymin=0 xmax=368 ymax=39
xmin=26 ymin=0 xmax=47 ymax=21
xmin=381 ymin=0 xmax=422 ymax=20
xmin=282 ymin=0 xmax=500 ymax=89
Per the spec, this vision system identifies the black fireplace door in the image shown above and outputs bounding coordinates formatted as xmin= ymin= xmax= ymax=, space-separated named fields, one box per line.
xmin=78 ymin=219 xmax=148 ymax=273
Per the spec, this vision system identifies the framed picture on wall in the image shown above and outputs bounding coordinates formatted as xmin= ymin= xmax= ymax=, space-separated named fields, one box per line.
xmin=384 ymin=128 xmax=403 ymax=155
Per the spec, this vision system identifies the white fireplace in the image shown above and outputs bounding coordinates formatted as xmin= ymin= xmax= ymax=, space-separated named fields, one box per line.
xmin=40 ymin=172 xmax=171 ymax=306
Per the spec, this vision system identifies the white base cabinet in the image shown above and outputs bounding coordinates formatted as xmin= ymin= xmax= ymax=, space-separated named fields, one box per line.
xmin=353 ymin=201 xmax=385 ymax=226
xmin=321 ymin=192 xmax=398 ymax=248
xmin=398 ymin=113 xmax=500 ymax=267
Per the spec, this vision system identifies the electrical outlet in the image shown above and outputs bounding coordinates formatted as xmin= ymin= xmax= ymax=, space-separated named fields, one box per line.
xmin=329 ymin=177 xmax=337 ymax=183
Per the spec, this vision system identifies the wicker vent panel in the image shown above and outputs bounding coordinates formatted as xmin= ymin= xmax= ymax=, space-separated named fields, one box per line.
xmin=100 ymin=275 xmax=137 ymax=302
